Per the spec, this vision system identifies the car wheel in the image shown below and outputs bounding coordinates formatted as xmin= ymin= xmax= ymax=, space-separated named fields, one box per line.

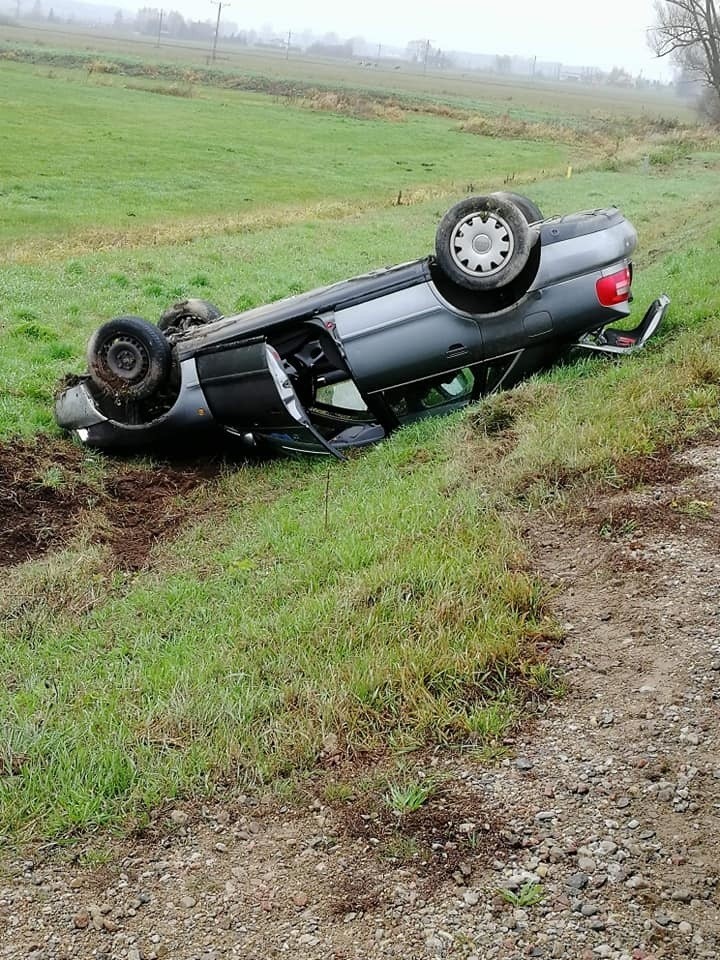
xmin=158 ymin=298 xmax=223 ymax=334
xmin=435 ymin=195 xmax=532 ymax=291
xmin=87 ymin=315 xmax=172 ymax=400
xmin=491 ymin=191 xmax=544 ymax=224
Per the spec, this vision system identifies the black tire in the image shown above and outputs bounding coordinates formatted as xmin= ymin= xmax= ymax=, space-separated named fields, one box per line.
xmin=491 ymin=191 xmax=544 ymax=224
xmin=158 ymin=298 xmax=223 ymax=334
xmin=87 ymin=315 xmax=172 ymax=400
xmin=435 ymin=195 xmax=532 ymax=292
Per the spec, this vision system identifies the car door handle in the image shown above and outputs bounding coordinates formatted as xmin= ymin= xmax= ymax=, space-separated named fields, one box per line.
xmin=446 ymin=343 xmax=469 ymax=360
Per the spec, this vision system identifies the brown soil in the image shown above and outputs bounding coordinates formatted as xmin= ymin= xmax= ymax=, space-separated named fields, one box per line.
xmin=337 ymin=788 xmax=503 ymax=881
xmin=0 ymin=439 xmax=87 ymax=567
xmin=0 ymin=438 xmax=224 ymax=571
xmin=96 ymin=462 xmax=222 ymax=570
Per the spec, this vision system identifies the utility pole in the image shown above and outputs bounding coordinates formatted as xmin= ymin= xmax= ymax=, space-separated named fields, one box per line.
xmin=156 ymin=8 xmax=164 ymax=48
xmin=423 ymin=39 xmax=431 ymax=74
xmin=286 ymin=29 xmax=291 ymax=60
xmin=210 ymin=1 xmax=229 ymax=64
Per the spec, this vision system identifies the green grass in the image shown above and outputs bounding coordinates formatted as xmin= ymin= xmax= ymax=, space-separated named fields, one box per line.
xmin=0 ymin=423 xmax=553 ymax=838
xmin=500 ymin=882 xmax=545 ymax=908
xmin=0 ymin=59 xmax=574 ymax=251
xmin=386 ymin=779 xmax=437 ymax=815
xmin=1 ymin=46 xmax=720 ymax=844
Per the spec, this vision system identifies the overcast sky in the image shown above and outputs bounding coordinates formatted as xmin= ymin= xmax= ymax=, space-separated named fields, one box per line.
xmin=175 ymin=0 xmax=672 ymax=79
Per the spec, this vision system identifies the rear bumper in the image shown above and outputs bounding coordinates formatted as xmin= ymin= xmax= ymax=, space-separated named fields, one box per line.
xmin=573 ymin=295 xmax=669 ymax=356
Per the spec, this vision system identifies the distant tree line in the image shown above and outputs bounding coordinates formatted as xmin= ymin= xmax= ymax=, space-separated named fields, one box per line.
xmin=14 ymin=2 xmax=678 ymax=101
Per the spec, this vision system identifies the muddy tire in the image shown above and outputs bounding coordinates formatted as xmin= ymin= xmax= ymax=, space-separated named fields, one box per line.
xmin=491 ymin=191 xmax=544 ymax=224
xmin=158 ymin=298 xmax=223 ymax=335
xmin=435 ymin=195 xmax=532 ymax=292
xmin=87 ymin=316 xmax=172 ymax=400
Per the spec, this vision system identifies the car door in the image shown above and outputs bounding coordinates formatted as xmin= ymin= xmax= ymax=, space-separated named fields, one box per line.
xmin=194 ymin=337 xmax=343 ymax=458
xmin=332 ymin=282 xmax=485 ymax=396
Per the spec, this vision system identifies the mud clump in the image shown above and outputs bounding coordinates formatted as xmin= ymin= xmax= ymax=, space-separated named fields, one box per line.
xmin=98 ymin=465 xmax=219 ymax=571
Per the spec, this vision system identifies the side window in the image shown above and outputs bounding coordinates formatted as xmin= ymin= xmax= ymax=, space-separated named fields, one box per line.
xmin=314 ymin=378 xmax=369 ymax=412
xmin=421 ymin=368 xmax=474 ymax=408
xmin=384 ymin=368 xmax=476 ymax=420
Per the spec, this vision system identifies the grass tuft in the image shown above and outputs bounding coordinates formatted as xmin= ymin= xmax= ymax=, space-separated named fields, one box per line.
xmin=385 ymin=779 xmax=436 ymax=815
xmin=500 ymin=881 xmax=545 ymax=908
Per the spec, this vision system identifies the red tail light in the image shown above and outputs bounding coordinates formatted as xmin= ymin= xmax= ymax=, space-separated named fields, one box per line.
xmin=596 ymin=266 xmax=631 ymax=307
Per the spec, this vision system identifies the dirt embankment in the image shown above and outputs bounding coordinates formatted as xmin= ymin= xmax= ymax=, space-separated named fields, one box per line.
xmin=1 ymin=442 xmax=719 ymax=960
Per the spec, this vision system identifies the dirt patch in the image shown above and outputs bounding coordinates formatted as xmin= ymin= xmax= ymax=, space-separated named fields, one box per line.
xmin=94 ymin=461 xmax=222 ymax=570
xmin=0 ymin=437 xmax=224 ymax=571
xmin=0 ymin=438 xmax=88 ymax=567
xmin=580 ymin=490 xmax=718 ymax=551
xmin=337 ymin=789 xmax=502 ymax=882
xmin=613 ymin=446 xmax=700 ymax=487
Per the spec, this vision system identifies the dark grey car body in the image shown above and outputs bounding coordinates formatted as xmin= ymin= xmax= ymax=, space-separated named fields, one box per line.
xmin=56 ymin=204 xmax=668 ymax=458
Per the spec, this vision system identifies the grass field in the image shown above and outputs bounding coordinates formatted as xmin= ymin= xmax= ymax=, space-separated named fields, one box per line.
xmin=1 ymin=22 xmax=696 ymax=122
xmin=1 ymin=45 xmax=720 ymax=843
xmin=0 ymin=61 xmax=575 ymax=248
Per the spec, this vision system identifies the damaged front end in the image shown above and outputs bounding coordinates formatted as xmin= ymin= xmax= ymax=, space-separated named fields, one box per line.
xmin=55 ymin=338 xmax=347 ymax=458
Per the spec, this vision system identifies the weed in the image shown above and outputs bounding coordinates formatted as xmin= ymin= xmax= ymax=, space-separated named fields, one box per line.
xmin=463 ymin=701 xmax=517 ymax=740
xmin=387 ymin=729 xmax=425 ymax=755
xmin=672 ymin=497 xmax=714 ymax=518
xmin=599 ymin=516 xmax=638 ymax=539
xmin=323 ymin=782 xmax=356 ymax=803
xmin=468 ymin=743 xmax=512 ymax=764
xmin=77 ymin=848 xmax=114 ymax=867
xmin=383 ymin=834 xmax=422 ymax=861
xmin=523 ymin=663 xmax=567 ymax=698
xmin=11 ymin=322 xmax=52 ymax=341
xmin=38 ymin=466 xmax=66 ymax=489
xmin=499 ymin=881 xmax=544 ymax=907
xmin=385 ymin=780 xmax=436 ymax=815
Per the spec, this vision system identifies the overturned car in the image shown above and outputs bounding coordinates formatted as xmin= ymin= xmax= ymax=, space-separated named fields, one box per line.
xmin=56 ymin=192 xmax=669 ymax=458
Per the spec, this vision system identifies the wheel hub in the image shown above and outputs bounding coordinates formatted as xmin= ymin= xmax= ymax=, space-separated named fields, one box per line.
xmin=103 ymin=336 xmax=149 ymax=383
xmin=451 ymin=211 xmax=514 ymax=277
xmin=472 ymin=234 xmax=493 ymax=255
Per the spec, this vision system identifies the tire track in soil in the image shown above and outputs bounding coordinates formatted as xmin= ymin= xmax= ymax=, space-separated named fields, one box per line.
xmin=0 ymin=438 xmax=224 ymax=571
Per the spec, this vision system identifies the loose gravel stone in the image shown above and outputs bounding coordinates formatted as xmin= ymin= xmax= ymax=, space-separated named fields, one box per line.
xmin=568 ymin=873 xmax=589 ymax=890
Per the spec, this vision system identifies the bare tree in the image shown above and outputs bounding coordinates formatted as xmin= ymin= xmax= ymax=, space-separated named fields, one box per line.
xmin=651 ymin=1 xmax=720 ymax=116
